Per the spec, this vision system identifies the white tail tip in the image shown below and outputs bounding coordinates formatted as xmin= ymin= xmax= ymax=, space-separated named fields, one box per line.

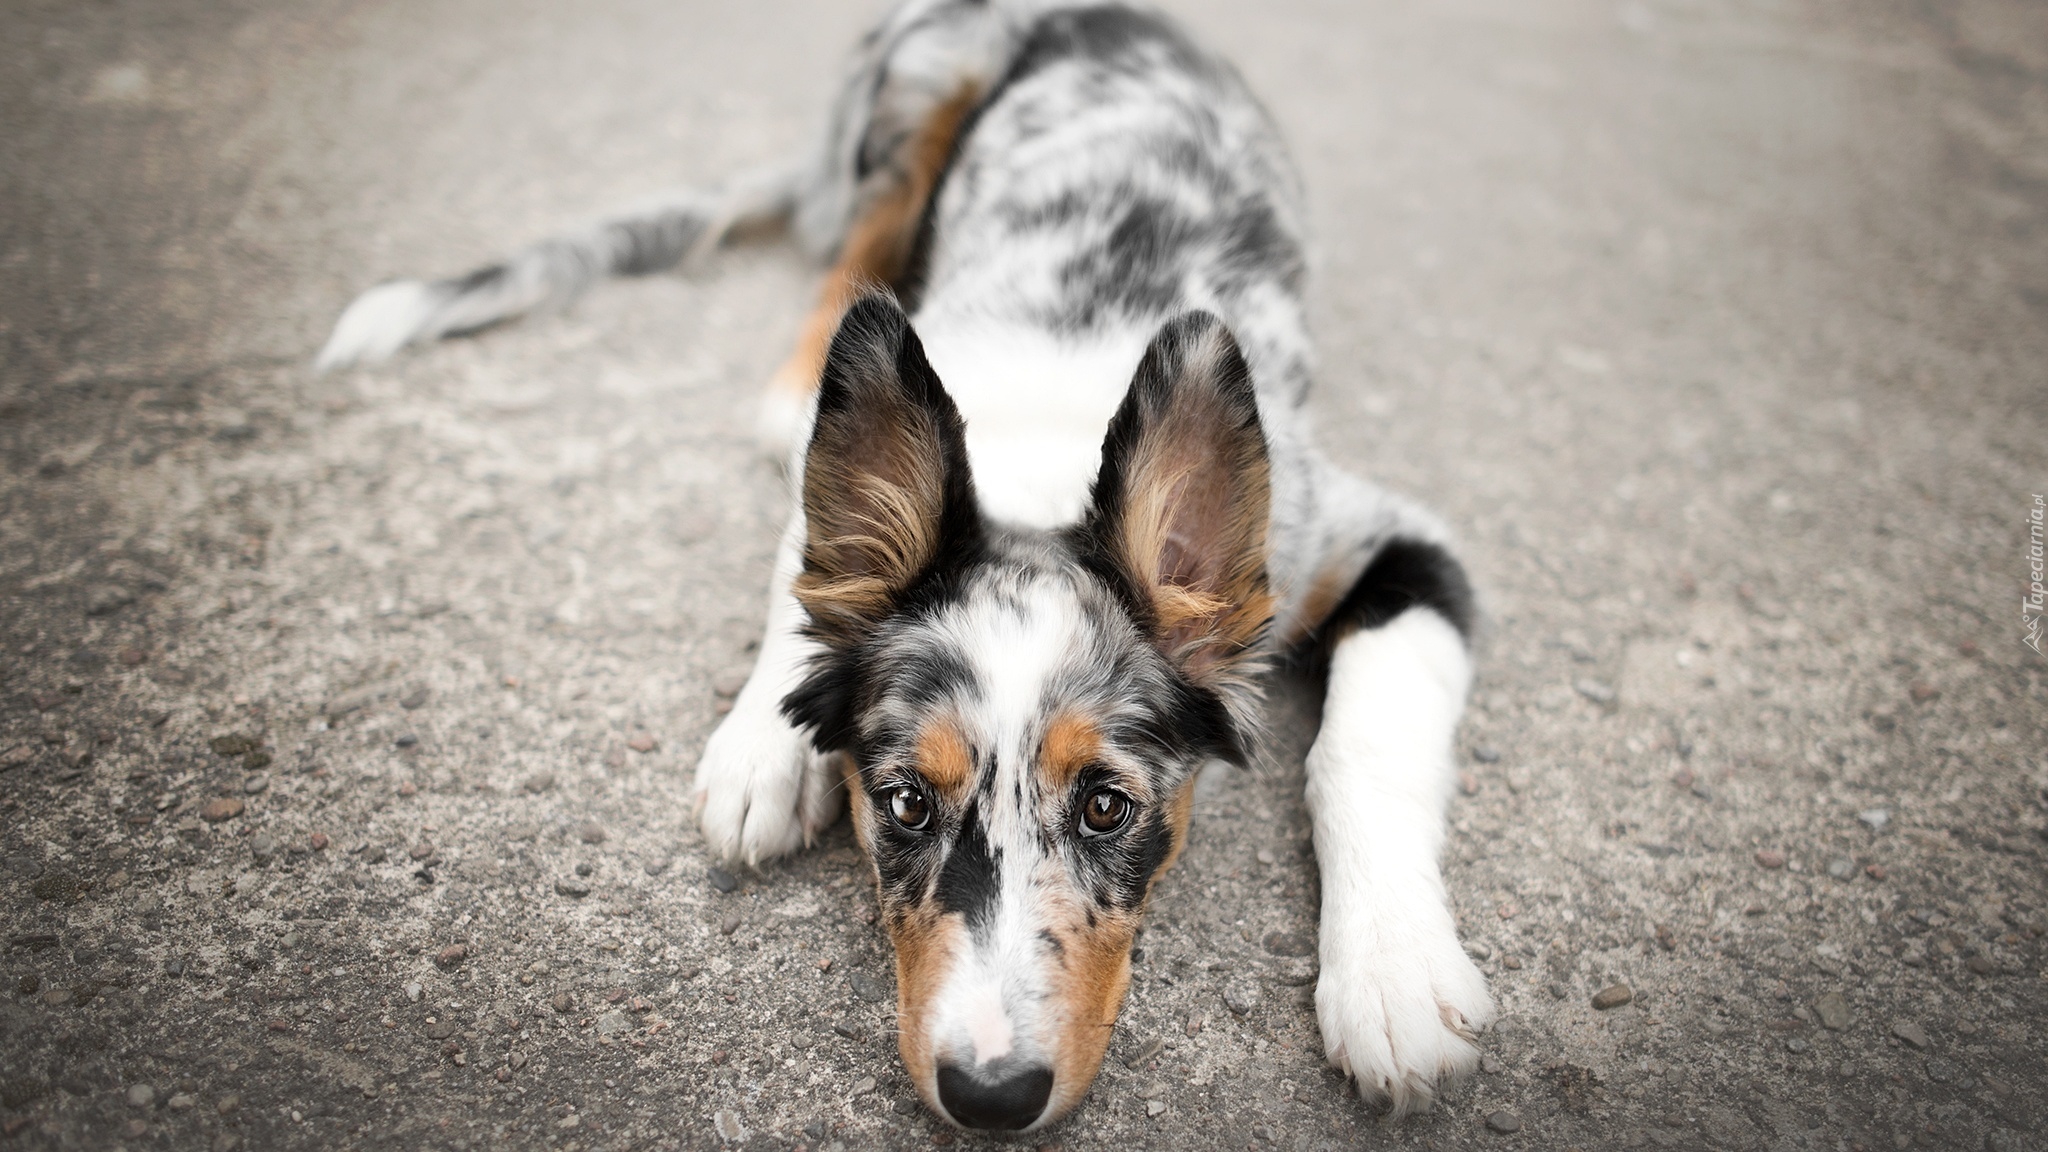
xmin=314 ymin=280 xmax=443 ymax=371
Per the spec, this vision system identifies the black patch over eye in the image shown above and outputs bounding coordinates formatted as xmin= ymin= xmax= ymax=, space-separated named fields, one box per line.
xmin=889 ymin=786 xmax=934 ymax=832
xmin=1079 ymin=788 xmax=1133 ymax=837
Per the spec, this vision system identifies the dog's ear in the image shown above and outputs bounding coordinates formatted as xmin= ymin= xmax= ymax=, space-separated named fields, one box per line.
xmin=1079 ymin=311 xmax=1274 ymax=695
xmin=793 ymin=293 xmax=980 ymax=649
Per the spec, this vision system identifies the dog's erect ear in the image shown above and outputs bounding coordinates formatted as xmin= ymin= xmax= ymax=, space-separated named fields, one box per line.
xmin=793 ymin=293 xmax=980 ymax=649
xmin=1080 ymin=311 xmax=1274 ymax=693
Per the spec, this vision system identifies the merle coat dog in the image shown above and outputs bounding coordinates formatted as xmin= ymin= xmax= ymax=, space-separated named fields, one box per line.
xmin=319 ymin=0 xmax=1492 ymax=1132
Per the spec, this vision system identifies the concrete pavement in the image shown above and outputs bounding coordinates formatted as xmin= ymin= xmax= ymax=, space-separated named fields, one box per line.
xmin=1 ymin=1 xmax=2043 ymax=1149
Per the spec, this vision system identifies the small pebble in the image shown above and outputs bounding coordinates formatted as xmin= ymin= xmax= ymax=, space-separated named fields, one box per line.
xmin=849 ymin=972 xmax=889 ymax=1003
xmin=1754 ymin=849 xmax=1787 ymax=870
xmin=1785 ymin=1037 xmax=1810 ymax=1054
xmin=405 ymin=982 xmax=422 ymax=1003
xmin=1864 ymin=864 xmax=1887 ymax=881
xmin=520 ymin=772 xmax=555 ymax=795
xmin=216 ymin=1093 xmax=241 ymax=1115
xmin=1826 ymin=858 xmax=1855 ymax=880
xmin=1891 ymin=1020 xmax=1930 ymax=1049
xmin=167 ymin=1093 xmax=195 ymax=1111
xmin=400 ymin=688 xmax=429 ymax=710
xmin=1124 ymin=1036 xmax=1164 ymax=1069
xmin=1591 ymin=984 xmax=1633 ymax=1010
xmin=200 ymin=798 xmax=245 ymax=823
xmin=1574 ymin=678 xmax=1615 ymax=704
xmin=1222 ymin=982 xmax=1259 ymax=1016
xmin=1485 ymin=1110 xmax=1522 ymax=1134
xmin=1814 ymin=992 xmax=1851 ymax=1030
xmin=209 ymin=734 xmax=260 ymax=758
xmin=394 ymin=734 xmax=418 ymax=749
xmin=1262 ymin=931 xmax=1311 ymax=957
xmin=126 ymin=1084 xmax=155 ymax=1108
xmin=719 ymin=911 xmax=743 ymax=935
xmin=1858 ymin=808 xmax=1890 ymax=832
xmin=309 ymin=832 xmax=329 ymax=851
xmin=1480 ymin=1054 xmax=1505 ymax=1074
xmin=626 ymin=733 xmax=658 ymax=754
xmin=555 ymin=877 xmax=592 ymax=898
xmin=435 ymin=944 xmax=468 ymax=969
xmin=578 ymin=822 xmax=607 ymax=845
xmin=1146 ymin=1099 xmax=1168 ymax=1117
xmin=1908 ymin=681 xmax=1939 ymax=703
xmin=1458 ymin=771 xmax=1479 ymax=796
xmin=1472 ymin=745 xmax=1502 ymax=763
xmin=707 ymin=867 xmax=739 ymax=894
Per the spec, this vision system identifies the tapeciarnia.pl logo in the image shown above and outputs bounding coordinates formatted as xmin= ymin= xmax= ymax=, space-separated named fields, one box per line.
xmin=2027 ymin=494 xmax=2044 ymax=655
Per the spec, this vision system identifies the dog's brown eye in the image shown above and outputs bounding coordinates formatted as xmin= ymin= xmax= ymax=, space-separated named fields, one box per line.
xmin=889 ymin=786 xmax=933 ymax=832
xmin=1080 ymin=789 xmax=1132 ymax=836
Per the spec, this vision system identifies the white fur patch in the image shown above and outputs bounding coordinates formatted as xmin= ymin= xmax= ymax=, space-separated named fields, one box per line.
xmin=694 ymin=523 xmax=844 ymax=863
xmin=314 ymin=280 xmax=442 ymax=371
xmin=1302 ymin=607 xmax=1494 ymax=1114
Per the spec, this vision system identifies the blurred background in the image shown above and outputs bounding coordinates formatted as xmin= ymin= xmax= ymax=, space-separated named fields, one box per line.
xmin=0 ymin=1 xmax=2042 ymax=1150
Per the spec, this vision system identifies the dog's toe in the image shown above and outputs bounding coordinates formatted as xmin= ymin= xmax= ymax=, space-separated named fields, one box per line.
xmin=1315 ymin=911 xmax=1495 ymax=1114
xmin=694 ymin=707 xmax=813 ymax=865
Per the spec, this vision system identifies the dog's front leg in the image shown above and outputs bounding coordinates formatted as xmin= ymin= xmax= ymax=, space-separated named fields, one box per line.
xmin=1304 ymin=603 xmax=1495 ymax=1114
xmin=694 ymin=514 xmax=843 ymax=864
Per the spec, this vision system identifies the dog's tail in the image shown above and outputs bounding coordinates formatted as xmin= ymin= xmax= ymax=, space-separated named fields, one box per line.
xmin=314 ymin=165 xmax=799 ymax=371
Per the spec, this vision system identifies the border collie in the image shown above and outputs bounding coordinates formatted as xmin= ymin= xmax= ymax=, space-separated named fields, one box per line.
xmin=318 ymin=0 xmax=1492 ymax=1132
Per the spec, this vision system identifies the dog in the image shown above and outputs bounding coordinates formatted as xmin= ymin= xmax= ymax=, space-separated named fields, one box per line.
xmin=317 ymin=0 xmax=1494 ymax=1132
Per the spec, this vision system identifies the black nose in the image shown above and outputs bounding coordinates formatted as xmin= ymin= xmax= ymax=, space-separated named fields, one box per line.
xmin=935 ymin=1060 xmax=1054 ymax=1130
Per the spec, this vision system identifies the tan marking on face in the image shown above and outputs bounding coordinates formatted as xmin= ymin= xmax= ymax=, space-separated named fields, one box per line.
xmin=1157 ymin=777 xmax=1197 ymax=876
xmin=1041 ymin=904 xmax=1137 ymax=1122
xmin=889 ymin=904 xmax=966 ymax=1116
xmin=1037 ymin=712 xmax=1102 ymax=794
xmin=1034 ymin=776 xmax=1199 ymax=1123
xmin=915 ymin=720 xmax=974 ymax=799
xmin=771 ymin=81 xmax=983 ymax=400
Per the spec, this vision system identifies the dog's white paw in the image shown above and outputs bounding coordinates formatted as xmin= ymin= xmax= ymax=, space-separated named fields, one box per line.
xmin=693 ymin=700 xmax=842 ymax=865
xmin=1314 ymin=897 xmax=1496 ymax=1115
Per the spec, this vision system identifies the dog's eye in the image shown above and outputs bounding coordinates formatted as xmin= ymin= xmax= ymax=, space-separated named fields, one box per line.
xmin=888 ymin=786 xmax=933 ymax=832
xmin=1079 ymin=789 xmax=1132 ymax=837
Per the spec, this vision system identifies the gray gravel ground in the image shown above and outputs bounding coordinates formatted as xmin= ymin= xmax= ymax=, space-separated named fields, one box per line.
xmin=3 ymin=1 xmax=2045 ymax=1150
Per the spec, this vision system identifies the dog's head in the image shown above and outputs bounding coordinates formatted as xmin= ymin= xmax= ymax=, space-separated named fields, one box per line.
xmin=783 ymin=295 xmax=1274 ymax=1131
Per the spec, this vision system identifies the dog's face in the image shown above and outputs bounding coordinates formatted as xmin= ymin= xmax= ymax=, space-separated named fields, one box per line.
xmin=783 ymin=296 xmax=1274 ymax=1131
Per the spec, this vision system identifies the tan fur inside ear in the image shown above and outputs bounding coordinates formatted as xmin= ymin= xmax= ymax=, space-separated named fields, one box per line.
xmin=792 ymin=378 xmax=953 ymax=642
xmin=1114 ymin=327 xmax=1274 ymax=686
